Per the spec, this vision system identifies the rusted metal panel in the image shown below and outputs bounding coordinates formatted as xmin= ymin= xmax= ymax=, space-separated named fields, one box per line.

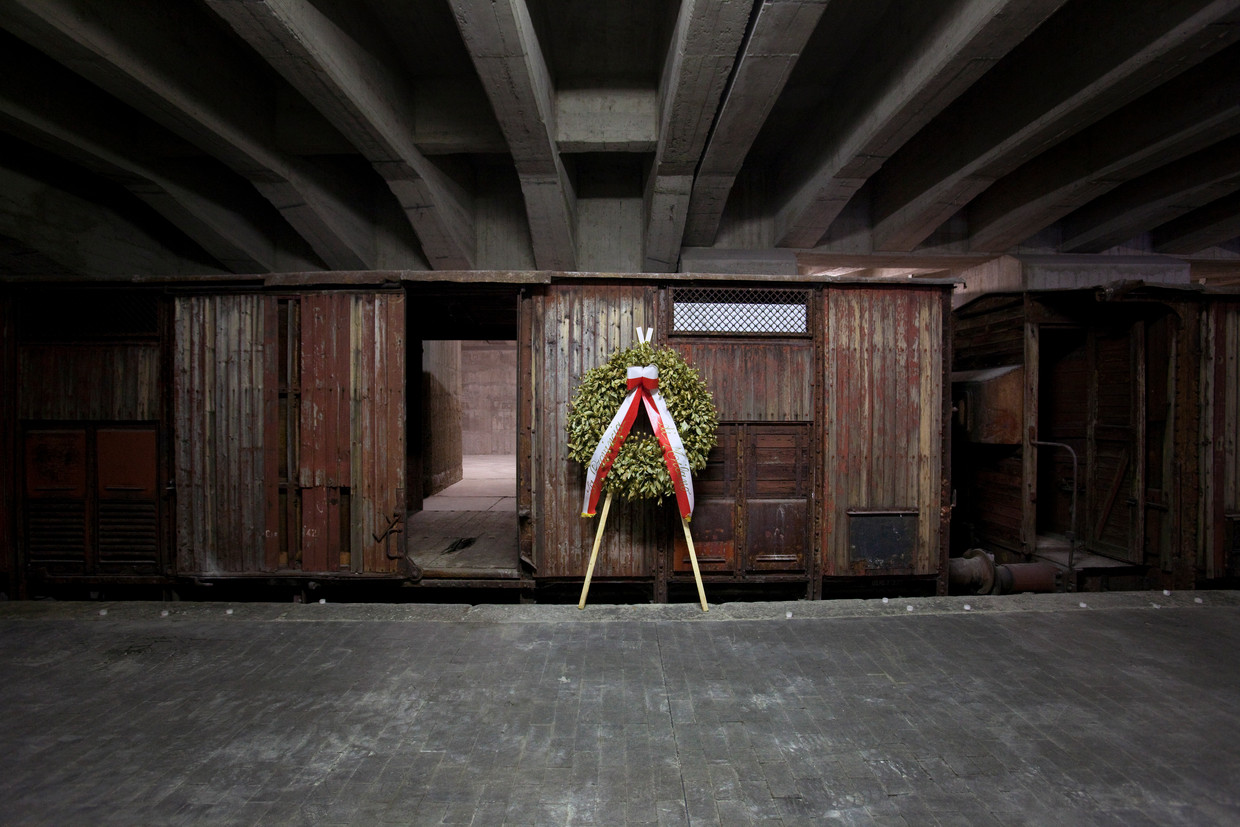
xmin=174 ymin=295 xmax=270 ymax=575
xmin=350 ymin=293 xmax=405 ymax=574
xmin=18 ymin=345 xmax=159 ymax=421
xmin=671 ymin=340 xmax=813 ymax=421
xmin=535 ymin=282 xmax=658 ymax=579
xmin=823 ymin=287 xmax=945 ymax=577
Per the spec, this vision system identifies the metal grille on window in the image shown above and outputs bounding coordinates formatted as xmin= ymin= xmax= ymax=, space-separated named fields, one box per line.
xmin=672 ymin=288 xmax=809 ymax=335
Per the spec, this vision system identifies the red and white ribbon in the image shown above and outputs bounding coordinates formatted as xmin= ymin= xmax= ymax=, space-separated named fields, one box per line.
xmin=581 ymin=363 xmax=695 ymax=520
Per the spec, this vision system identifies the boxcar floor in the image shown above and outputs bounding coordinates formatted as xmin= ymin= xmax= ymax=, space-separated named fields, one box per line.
xmin=407 ymin=455 xmax=519 ymax=578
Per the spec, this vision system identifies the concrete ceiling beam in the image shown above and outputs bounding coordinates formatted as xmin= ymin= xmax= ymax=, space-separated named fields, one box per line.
xmin=682 ymin=0 xmax=830 ymax=247
xmin=1060 ymin=135 xmax=1240 ymax=252
xmin=555 ymin=90 xmax=657 ymax=154
xmin=775 ymin=0 xmax=1066 ymax=249
xmin=449 ymin=0 xmax=575 ymax=270
xmin=1152 ymin=190 xmax=1240 ymax=254
xmin=967 ymin=46 xmax=1240 ymax=252
xmin=206 ymin=0 xmax=470 ymax=271
xmin=870 ymin=0 xmax=1240 ymax=253
xmin=0 ymin=40 xmax=321 ymax=274
xmin=644 ymin=0 xmax=753 ymax=272
xmin=0 ymin=162 xmax=223 ymax=277
xmin=0 ymin=0 xmax=379 ymax=271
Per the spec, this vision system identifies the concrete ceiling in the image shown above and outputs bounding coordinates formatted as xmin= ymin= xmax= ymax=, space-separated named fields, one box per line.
xmin=0 ymin=0 xmax=1238 ymax=280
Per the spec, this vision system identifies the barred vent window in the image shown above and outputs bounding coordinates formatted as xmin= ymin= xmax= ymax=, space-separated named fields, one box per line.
xmin=672 ymin=288 xmax=809 ymax=335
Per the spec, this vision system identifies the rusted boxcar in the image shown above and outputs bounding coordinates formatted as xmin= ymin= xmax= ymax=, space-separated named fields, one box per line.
xmin=952 ymin=263 xmax=1236 ymax=589
xmin=6 ymin=289 xmax=168 ymax=593
xmin=2 ymin=273 xmax=954 ymax=600
xmin=529 ymin=277 xmax=952 ymax=600
xmin=1203 ymin=294 xmax=1240 ymax=582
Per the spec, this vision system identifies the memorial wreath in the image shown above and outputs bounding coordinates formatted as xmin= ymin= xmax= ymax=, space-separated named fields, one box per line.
xmin=566 ymin=338 xmax=718 ymax=511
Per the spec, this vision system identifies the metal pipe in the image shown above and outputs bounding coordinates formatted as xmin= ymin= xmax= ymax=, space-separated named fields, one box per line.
xmin=949 ymin=549 xmax=1059 ymax=595
xmin=1033 ymin=440 xmax=1078 ymax=586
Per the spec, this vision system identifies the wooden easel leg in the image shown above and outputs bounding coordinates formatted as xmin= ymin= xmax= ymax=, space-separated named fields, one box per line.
xmin=680 ymin=517 xmax=708 ymax=612
xmin=578 ymin=491 xmax=613 ymax=609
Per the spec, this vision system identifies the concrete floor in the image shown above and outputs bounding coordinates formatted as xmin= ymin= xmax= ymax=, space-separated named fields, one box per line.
xmin=407 ymin=455 xmax=520 ymax=578
xmin=420 ymin=455 xmax=517 ymax=513
xmin=1 ymin=591 xmax=1239 ymax=825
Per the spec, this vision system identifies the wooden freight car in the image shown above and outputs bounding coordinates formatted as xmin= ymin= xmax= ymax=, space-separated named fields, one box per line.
xmin=951 ymin=256 xmax=1237 ymax=590
xmin=0 ymin=273 xmax=954 ymax=601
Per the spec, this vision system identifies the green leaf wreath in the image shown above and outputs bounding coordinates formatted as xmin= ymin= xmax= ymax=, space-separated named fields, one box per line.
xmin=567 ymin=341 xmax=718 ymax=505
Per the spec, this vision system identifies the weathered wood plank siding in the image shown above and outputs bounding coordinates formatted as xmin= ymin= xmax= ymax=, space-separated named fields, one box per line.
xmin=351 ymin=293 xmax=405 ymax=574
xmin=174 ymin=295 xmax=269 ymax=575
xmin=299 ymin=294 xmax=351 ymax=490
xmin=822 ymin=287 xmax=946 ymax=576
xmin=0 ymin=297 xmax=13 ymax=583
xmin=421 ymin=340 xmax=462 ymax=497
xmin=175 ymin=291 xmax=406 ymax=576
xmin=19 ymin=345 xmax=160 ymax=421
xmin=671 ymin=340 xmax=813 ymax=422
xmin=951 ymin=295 xmax=1027 ymax=557
xmin=534 ymin=283 xmax=658 ymax=579
xmin=1208 ymin=301 xmax=1240 ymax=577
xmin=953 ymin=295 xmax=1025 ymax=370
xmin=1225 ymin=304 xmax=1240 ymax=526
xmin=299 ymin=294 xmax=351 ymax=571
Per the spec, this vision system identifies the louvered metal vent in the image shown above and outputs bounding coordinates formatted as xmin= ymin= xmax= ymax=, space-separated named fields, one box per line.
xmin=672 ymin=287 xmax=809 ymax=335
xmin=26 ymin=501 xmax=87 ymax=565
xmin=98 ymin=501 xmax=159 ymax=566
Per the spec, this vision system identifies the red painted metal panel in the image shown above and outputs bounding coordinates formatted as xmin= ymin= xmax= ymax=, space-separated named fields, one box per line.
xmin=97 ymin=430 xmax=157 ymax=498
xmin=96 ymin=428 xmax=158 ymax=569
